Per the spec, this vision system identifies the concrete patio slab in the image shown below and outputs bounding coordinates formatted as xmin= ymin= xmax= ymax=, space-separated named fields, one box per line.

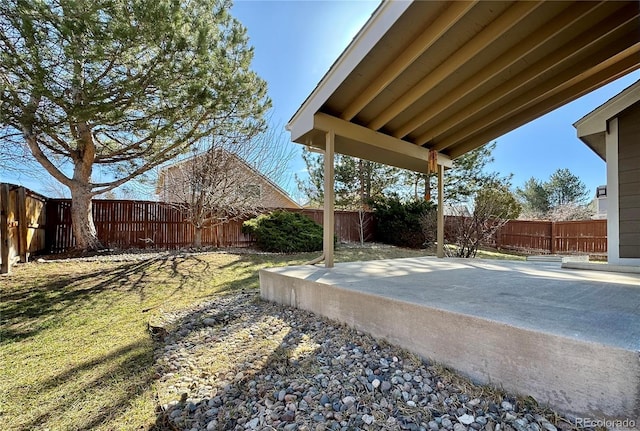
xmin=260 ymin=257 xmax=640 ymax=420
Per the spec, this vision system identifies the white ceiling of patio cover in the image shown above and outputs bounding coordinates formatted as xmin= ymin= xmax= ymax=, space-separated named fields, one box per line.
xmin=287 ymin=0 xmax=640 ymax=173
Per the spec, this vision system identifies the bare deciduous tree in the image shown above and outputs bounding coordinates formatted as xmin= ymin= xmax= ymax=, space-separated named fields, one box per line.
xmin=157 ymin=127 xmax=293 ymax=248
xmin=418 ymin=208 xmax=438 ymax=247
xmin=547 ymin=202 xmax=595 ymax=221
xmin=444 ymin=185 xmax=521 ymax=258
xmin=354 ymin=209 xmax=375 ymax=246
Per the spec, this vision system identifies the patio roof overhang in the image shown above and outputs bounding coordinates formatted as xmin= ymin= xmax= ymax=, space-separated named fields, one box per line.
xmin=287 ymin=1 xmax=640 ymax=173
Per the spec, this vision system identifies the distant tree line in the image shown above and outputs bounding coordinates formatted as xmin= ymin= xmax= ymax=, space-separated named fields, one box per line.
xmin=296 ymin=142 xmax=514 ymax=210
xmin=516 ymin=168 xmax=593 ymax=221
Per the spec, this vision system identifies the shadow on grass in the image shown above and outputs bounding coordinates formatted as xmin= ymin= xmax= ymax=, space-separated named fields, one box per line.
xmin=16 ymin=339 xmax=156 ymax=431
xmin=2 ymin=255 xmax=232 ymax=430
xmin=0 ymin=255 xmax=210 ymax=344
xmin=3 ymin=251 xmax=337 ymax=430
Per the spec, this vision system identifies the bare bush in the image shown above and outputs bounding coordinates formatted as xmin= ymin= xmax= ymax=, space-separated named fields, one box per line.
xmin=418 ymin=208 xmax=438 ymax=247
xmin=446 ymin=186 xmax=521 ymax=258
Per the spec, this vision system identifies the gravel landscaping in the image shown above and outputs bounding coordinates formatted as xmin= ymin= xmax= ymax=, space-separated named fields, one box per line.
xmin=152 ymin=291 xmax=577 ymax=431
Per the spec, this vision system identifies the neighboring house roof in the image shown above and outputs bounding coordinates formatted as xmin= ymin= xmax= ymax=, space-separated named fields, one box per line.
xmin=574 ymin=79 xmax=640 ymax=161
xmin=156 ymin=150 xmax=301 ymax=209
xmin=443 ymin=203 xmax=471 ymax=217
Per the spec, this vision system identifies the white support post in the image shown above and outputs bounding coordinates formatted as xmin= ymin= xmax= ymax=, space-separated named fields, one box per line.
xmin=606 ymin=117 xmax=620 ymax=264
xmin=437 ymin=164 xmax=444 ymax=258
xmin=324 ymin=130 xmax=335 ymax=268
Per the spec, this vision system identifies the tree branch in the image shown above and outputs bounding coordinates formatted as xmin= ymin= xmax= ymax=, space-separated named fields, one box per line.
xmin=23 ymin=128 xmax=72 ymax=187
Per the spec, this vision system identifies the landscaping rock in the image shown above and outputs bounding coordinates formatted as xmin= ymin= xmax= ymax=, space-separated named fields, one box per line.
xmin=501 ymin=401 xmax=514 ymax=411
xmin=152 ymin=291 xmax=577 ymax=431
xmin=458 ymin=414 xmax=475 ymax=425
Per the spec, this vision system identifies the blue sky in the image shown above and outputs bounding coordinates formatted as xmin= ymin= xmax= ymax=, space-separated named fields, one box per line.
xmin=232 ymin=0 xmax=640 ymax=201
xmin=3 ymin=1 xmax=639 ymax=200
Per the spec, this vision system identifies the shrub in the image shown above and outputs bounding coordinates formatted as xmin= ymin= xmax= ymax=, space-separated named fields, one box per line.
xmin=447 ymin=185 xmax=521 ymax=258
xmin=242 ymin=210 xmax=324 ymax=253
xmin=371 ymin=196 xmax=436 ymax=248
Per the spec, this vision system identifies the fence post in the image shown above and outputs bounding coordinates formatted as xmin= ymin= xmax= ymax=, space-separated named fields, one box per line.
xmin=550 ymin=221 xmax=556 ymax=254
xmin=1 ymin=183 xmax=11 ymax=274
xmin=17 ymin=187 xmax=28 ymax=263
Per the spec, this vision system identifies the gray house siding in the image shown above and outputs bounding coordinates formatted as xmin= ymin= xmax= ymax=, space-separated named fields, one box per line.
xmin=618 ymin=102 xmax=640 ymax=258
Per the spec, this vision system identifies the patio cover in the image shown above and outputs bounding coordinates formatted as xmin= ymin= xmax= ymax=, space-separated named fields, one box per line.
xmin=287 ymin=0 xmax=640 ymax=266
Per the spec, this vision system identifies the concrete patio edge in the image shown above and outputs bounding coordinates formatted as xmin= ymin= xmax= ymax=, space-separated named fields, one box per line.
xmin=259 ymin=266 xmax=640 ymax=420
xmin=561 ymin=262 xmax=640 ymax=274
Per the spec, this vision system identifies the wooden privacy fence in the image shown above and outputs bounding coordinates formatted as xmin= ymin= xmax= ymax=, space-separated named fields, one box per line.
xmin=45 ymin=199 xmax=376 ymax=253
xmin=1 ymin=184 xmax=48 ymax=273
xmin=291 ymin=209 xmax=376 ymax=245
xmin=2 ymin=186 xmax=607 ymax=259
xmin=45 ymin=199 xmax=243 ymax=252
xmin=495 ymin=219 xmax=607 ymax=255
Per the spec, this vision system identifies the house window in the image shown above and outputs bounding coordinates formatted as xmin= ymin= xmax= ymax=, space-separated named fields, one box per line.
xmin=238 ymin=184 xmax=261 ymax=200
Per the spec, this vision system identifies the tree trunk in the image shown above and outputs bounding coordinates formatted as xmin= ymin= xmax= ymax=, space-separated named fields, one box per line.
xmin=193 ymin=227 xmax=203 ymax=249
xmin=358 ymin=159 xmax=365 ymax=208
xmin=69 ymin=185 xmax=102 ymax=251
xmin=358 ymin=210 xmax=365 ymax=246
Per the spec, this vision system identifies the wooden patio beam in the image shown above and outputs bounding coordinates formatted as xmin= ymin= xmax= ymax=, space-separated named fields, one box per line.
xmin=395 ymin=1 xmax=600 ymax=140
xmin=367 ymin=1 xmax=540 ymax=132
xmin=314 ymin=112 xmax=452 ymax=169
xmin=428 ymin=5 xmax=639 ymax=151
xmin=340 ymin=1 xmax=477 ymax=122
xmin=323 ymin=130 xmax=335 ymax=268
xmin=448 ymin=43 xmax=640 ymax=159
xmin=443 ymin=35 xmax=640 ymax=157
xmin=437 ymin=164 xmax=444 ymax=259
